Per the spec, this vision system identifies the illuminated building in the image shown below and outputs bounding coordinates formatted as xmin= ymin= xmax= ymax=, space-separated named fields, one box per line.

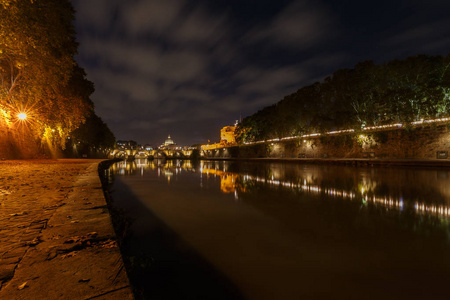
xmin=116 ymin=140 xmax=137 ymax=149
xmin=159 ymin=135 xmax=179 ymax=150
xmin=221 ymin=126 xmax=237 ymax=144
xmin=202 ymin=125 xmax=238 ymax=151
xmin=165 ymin=135 xmax=174 ymax=146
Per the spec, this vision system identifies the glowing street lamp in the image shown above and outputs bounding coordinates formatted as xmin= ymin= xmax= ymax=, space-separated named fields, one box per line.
xmin=17 ymin=113 xmax=27 ymax=120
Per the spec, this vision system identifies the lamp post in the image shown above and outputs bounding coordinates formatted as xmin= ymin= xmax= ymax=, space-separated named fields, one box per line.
xmin=17 ymin=113 xmax=27 ymax=120
xmin=15 ymin=112 xmax=29 ymax=152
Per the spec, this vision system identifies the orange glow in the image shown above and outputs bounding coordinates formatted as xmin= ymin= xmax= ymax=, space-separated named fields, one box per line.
xmin=201 ymin=168 xmax=240 ymax=193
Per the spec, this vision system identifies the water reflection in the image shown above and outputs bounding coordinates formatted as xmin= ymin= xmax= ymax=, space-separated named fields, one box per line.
xmin=108 ymin=159 xmax=450 ymax=299
xmin=110 ymin=159 xmax=450 ymax=220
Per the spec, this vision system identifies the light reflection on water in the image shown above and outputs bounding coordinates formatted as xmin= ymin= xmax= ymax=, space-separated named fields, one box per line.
xmin=107 ymin=159 xmax=450 ymax=299
xmin=110 ymin=158 xmax=450 ymax=220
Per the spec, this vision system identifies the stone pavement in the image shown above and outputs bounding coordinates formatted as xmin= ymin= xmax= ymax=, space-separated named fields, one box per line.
xmin=0 ymin=159 xmax=133 ymax=299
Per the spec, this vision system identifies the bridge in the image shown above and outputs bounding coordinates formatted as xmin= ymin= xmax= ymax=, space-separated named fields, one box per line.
xmin=108 ymin=148 xmax=195 ymax=159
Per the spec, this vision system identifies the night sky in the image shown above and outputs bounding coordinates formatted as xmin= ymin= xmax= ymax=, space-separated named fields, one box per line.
xmin=71 ymin=0 xmax=450 ymax=147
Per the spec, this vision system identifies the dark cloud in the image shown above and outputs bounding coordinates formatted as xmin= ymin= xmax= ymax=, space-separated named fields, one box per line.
xmin=384 ymin=19 xmax=450 ymax=57
xmin=74 ymin=0 xmax=121 ymax=32
xmin=72 ymin=0 xmax=450 ymax=146
xmin=237 ymin=66 xmax=306 ymax=94
xmin=121 ymin=0 xmax=185 ymax=36
xmin=246 ymin=0 xmax=336 ymax=48
xmin=172 ymin=7 xmax=229 ymax=45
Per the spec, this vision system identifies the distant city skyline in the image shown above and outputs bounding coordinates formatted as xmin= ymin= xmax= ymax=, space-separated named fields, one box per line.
xmin=72 ymin=0 xmax=450 ymax=146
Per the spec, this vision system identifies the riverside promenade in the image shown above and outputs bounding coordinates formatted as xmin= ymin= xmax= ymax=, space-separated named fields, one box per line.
xmin=0 ymin=159 xmax=133 ymax=299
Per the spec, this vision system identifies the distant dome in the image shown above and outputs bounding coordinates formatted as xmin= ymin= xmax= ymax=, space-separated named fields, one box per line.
xmin=165 ymin=135 xmax=174 ymax=145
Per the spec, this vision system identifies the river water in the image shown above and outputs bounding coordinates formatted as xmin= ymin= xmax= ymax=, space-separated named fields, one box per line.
xmin=105 ymin=159 xmax=450 ymax=299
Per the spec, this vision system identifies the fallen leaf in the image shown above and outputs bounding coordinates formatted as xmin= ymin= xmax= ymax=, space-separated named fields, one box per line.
xmin=10 ymin=212 xmax=28 ymax=217
xmin=100 ymin=239 xmax=117 ymax=249
xmin=0 ymin=189 xmax=11 ymax=195
xmin=18 ymin=282 xmax=27 ymax=290
xmin=25 ymin=237 xmax=41 ymax=246
xmin=46 ymin=251 xmax=57 ymax=261
xmin=61 ymin=252 xmax=77 ymax=259
xmin=64 ymin=237 xmax=80 ymax=244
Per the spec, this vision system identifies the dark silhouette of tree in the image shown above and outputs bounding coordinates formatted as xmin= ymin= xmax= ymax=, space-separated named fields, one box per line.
xmin=65 ymin=112 xmax=115 ymax=157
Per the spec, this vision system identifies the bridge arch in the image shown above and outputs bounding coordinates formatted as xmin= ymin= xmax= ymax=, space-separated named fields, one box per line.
xmin=110 ymin=148 xmax=195 ymax=159
xmin=154 ymin=150 xmax=167 ymax=158
xmin=115 ymin=150 xmax=126 ymax=159
xmin=135 ymin=151 xmax=149 ymax=159
xmin=173 ymin=151 xmax=186 ymax=158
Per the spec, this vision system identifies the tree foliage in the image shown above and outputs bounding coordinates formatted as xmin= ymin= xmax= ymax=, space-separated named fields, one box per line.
xmin=67 ymin=112 xmax=115 ymax=150
xmin=236 ymin=54 xmax=450 ymax=143
xmin=0 ymin=0 xmax=95 ymax=150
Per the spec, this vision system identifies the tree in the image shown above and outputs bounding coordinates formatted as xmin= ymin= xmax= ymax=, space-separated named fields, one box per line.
xmin=0 ymin=0 xmax=93 ymax=152
xmin=236 ymin=53 xmax=450 ymax=144
xmin=66 ymin=112 xmax=115 ymax=157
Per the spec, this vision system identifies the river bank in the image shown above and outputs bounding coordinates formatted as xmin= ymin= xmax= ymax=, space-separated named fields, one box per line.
xmin=197 ymin=157 xmax=450 ymax=168
xmin=0 ymin=159 xmax=133 ymax=299
xmin=201 ymin=124 xmax=450 ymax=162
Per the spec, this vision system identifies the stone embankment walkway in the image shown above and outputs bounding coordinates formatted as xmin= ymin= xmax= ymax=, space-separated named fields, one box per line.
xmin=0 ymin=159 xmax=133 ymax=299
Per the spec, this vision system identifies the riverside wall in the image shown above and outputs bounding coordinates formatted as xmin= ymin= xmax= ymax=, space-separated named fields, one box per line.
xmin=204 ymin=124 xmax=450 ymax=160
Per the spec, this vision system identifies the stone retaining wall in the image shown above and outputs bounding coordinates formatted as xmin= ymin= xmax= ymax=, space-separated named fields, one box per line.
xmin=204 ymin=124 xmax=450 ymax=160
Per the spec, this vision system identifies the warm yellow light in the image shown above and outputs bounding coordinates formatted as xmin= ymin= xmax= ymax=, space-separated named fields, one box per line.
xmin=18 ymin=113 xmax=27 ymax=120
